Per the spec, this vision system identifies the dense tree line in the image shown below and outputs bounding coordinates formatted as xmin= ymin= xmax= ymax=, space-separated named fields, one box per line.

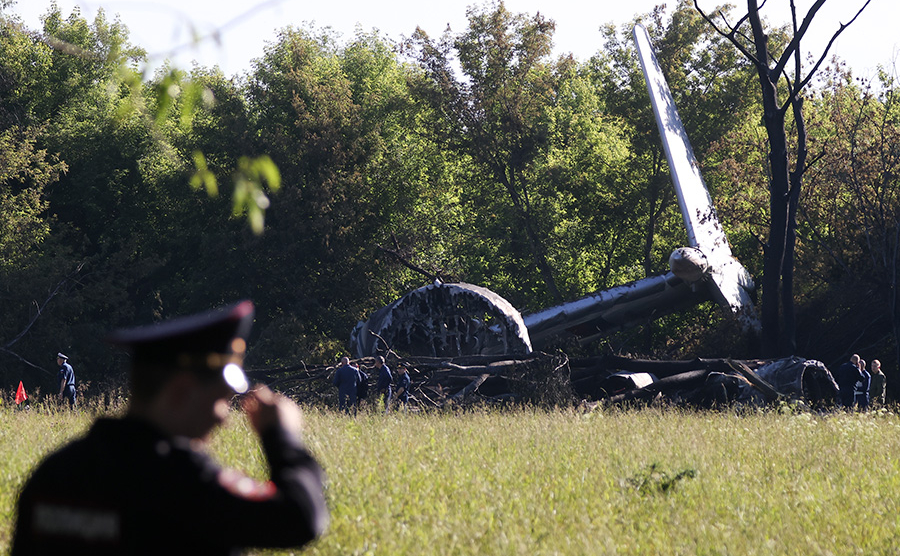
xmin=0 ymin=0 xmax=896 ymax=398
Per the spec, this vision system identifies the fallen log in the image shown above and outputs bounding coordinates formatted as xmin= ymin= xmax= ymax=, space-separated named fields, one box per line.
xmin=434 ymin=363 xmax=516 ymax=376
xmin=603 ymin=387 xmax=658 ymax=405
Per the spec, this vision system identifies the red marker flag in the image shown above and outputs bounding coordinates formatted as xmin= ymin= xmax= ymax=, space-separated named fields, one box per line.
xmin=15 ymin=381 xmax=27 ymax=404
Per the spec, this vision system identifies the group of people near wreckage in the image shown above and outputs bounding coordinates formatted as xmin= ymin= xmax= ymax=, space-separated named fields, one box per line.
xmin=835 ymin=353 xmax=887 ymax=410
xmin=332 ymin=355 xmax=411 ymax=413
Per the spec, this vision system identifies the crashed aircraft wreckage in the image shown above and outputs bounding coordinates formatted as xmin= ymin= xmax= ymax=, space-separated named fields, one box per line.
xmin=351 ymin=25 xmax=759 ymax=359
xmin=259 ymin=353 xmax=839 ymax=410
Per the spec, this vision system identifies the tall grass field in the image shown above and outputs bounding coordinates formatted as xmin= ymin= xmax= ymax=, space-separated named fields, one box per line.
xmin=2 ymin=399 xmax=898 ymax=555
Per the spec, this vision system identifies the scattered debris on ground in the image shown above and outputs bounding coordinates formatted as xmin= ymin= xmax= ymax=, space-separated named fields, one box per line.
xmin=247 ymin=352 xmax=839 ymax=411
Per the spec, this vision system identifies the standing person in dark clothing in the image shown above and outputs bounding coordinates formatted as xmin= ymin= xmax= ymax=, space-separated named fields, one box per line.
xmin=870 ymin=359 xmax=886 ymax=407
xmin=333 ymin=356 xmax=360 ymax=413
xmin=395 ymin=365 xmax=411 ymax=411
xmin=374 ymin=355 xmax=393 ymax=412
xmin=13 ymin=301 xmax=329 ymax=556
xmin=56 ymin=353 xmax=76 ymax=408
xmin=855 ymin=359 xmax=872 ymax=410
xmin=835 ymin=354 xmax=862 ymax=409
xmin=354 ymin=362 xmax=369 ymax=410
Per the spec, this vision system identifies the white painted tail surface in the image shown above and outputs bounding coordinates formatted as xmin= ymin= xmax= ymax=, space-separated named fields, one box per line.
xmin=633 ymin=24 xmax=758 ymax=331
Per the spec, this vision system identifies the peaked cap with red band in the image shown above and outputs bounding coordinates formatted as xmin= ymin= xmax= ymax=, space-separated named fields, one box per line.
xmin=106 ymin=300 xmax=254 ymax=393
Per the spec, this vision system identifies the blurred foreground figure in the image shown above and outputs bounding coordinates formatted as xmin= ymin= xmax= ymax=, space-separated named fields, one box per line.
xmin=12 ymin=301 xmax=329 ymax=555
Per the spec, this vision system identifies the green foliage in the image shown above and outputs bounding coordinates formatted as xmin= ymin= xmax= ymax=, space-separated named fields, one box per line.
xmin=189 ymin=150 xmax=218 ymax=196
xmin=232 ymin=155 xmax=281 ymax=234
xmin=3 ymin=0 xmax=897 ymax=391
xmin=535 ymin=61 xmax=631 ymax=299
xmin=788 ymin=63 xmax=900 ymax=369
xmin=407 ymin=2 xmax=636 ymax=310
xmin=0 ymin=126 xmax=64 ymax=267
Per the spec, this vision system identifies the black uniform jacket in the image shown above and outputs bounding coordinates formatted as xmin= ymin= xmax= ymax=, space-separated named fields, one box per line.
xmin=12 ymin=416 xmax=328 ymax=555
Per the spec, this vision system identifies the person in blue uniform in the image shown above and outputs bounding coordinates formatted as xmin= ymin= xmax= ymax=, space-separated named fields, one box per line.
xmin=855 ymin=358 xmax=872 ymax=410
xmin=333 ymin=356 xmax=360 ymax=413
xmin=835 ymin=354 xmax=862 ymax=409
xmin=13 ymin=301 xmax=329 ymax=555
xmin=56 ymin=353 xmax=76 ymax=408
xmin=374 ymin=355 xmax=393 ymax=412
xmin=395 ymin=364 xmax=411 ymax=411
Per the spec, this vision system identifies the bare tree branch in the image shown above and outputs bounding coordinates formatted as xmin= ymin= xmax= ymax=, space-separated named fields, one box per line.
xmin=0 ymin=347 xmax=53 ymax=377
xmin=772 ymin=0 xmax=827 ymax=77
xmin=3 ymin=264 xmax=82 ymax=350
xmin=792 ymin=0 xmax=871 ymax=93
xmin=698 ymin=1 xmax=871 ymax=114
xmin=1 ymin=263 xmax=83 ymax=376
xmin=368 ymin=330 xmax=402 ymax=362
xmin=376 ymin=242 xmax=442 ymax=283
xmin=694 ymin=2 xmax=761 ymax=67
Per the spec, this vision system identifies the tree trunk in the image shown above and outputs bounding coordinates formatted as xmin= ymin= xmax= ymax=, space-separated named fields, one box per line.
xmin=745 ymin=9 xmax=790 ymax=357
xmin=521 ymin=212 xmax=563 ymax=302
xmin=500 ymin=168 xmax=563 ymax=302
xmin=696 ymin=0 xmax=870 ymax=358
xmin=641 ymin=166 xmax=667 ymax=351
xmin=760 ymin=82 xmax=792 ymax=357
xmin=892 ymin=223 xmax=900 ymax=400
xmin=781 ymin=192 xmax=798 ymax=354
xmin=783 ymin=96 xmax=808 ymax=355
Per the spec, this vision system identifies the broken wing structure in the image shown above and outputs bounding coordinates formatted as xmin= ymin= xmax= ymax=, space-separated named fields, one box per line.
xmin=350 ymin=25 xmax=760 ymax=359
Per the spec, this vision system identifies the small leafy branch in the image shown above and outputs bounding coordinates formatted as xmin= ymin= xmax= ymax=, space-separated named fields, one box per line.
xmin=13 ymin=4 xmax=283 ymax=235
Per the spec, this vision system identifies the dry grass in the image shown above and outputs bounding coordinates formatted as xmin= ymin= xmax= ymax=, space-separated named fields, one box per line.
xmin=3 ymin=398 xmax=899 ymax=555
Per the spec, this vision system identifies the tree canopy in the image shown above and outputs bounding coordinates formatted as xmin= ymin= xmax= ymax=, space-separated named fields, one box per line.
xmin=0 ymin=0 xmax=894 ymax=398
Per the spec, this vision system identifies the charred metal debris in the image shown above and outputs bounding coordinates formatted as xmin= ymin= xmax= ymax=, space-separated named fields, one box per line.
xmin=247 ymin=353 xmax=839 ymax=411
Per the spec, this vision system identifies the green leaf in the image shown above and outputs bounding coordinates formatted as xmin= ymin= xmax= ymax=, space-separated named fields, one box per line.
xmin=190 ymin=151 xmax=218 ymax=196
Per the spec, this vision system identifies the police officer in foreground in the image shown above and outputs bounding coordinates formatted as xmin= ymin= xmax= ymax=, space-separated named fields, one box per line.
xmin=12 ymin=300 xmax=329 ymax=555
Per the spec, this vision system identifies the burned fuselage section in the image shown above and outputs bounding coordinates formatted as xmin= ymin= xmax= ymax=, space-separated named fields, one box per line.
xmin=351 ymin=282 xmax=532 ymax=359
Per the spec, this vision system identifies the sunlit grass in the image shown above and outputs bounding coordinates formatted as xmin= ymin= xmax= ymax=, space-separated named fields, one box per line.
xmin=3 ymin=399 xmax=900 ymax=555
